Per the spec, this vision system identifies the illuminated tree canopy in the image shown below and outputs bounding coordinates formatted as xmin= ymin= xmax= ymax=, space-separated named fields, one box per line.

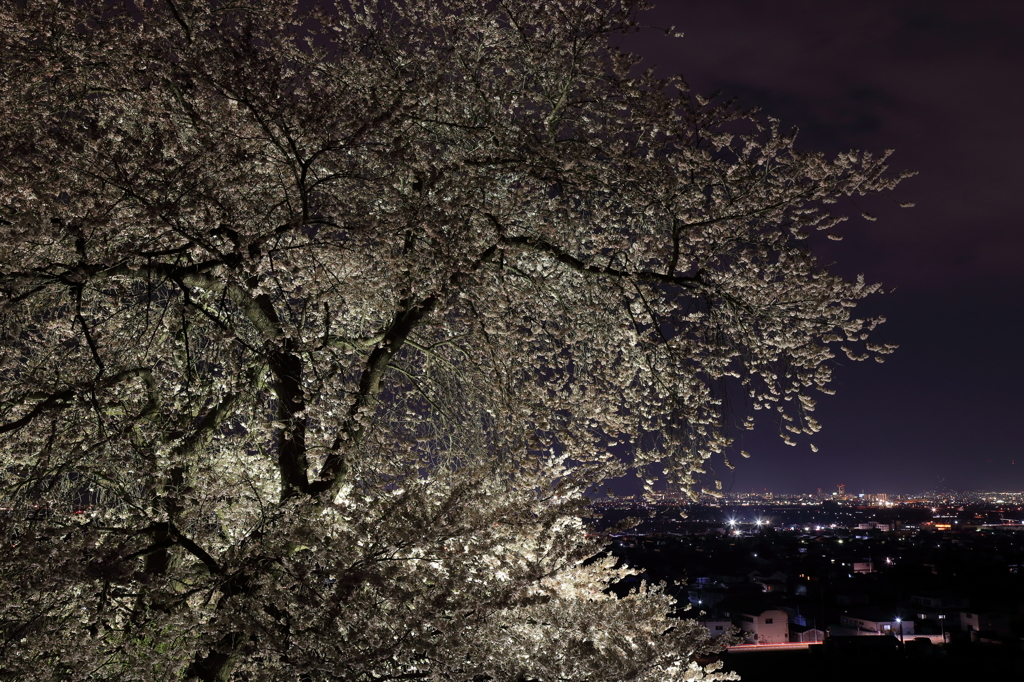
xmin=0 ymin=1 xmax=907 ymax=679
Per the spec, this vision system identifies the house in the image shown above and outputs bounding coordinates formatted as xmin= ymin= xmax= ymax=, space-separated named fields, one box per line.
xmin=686 ymin=575 xmax=730 ymax=608
xmin=833 ymin=607 xmax=914 ymax=637
xmin=699 ymin=615 xmax=735 ymax=638
xmin=778 ymin=603 xmax=828 ymax=631
xmin=732 ymin=606 xmax=790 ymax=644
xmin=750 ymin=570 xmax=788 ymax=594
xmin=911 ymin=591 xmax=969 ymax=633
xmin=756 ymin=578 xmax=787 ymax=594
xmin=960 ymin=610 xmax=1013 ymax=636
xmin=789 ymin=623 xmax=825 ymax=643
xmin=852 ymin=560 xmax=874 ymax=574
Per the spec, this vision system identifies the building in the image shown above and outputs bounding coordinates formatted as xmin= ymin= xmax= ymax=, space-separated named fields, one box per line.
xmin=961 ymin=610 xmax=1013 ymax=636
xmin=699 ymin=615 xmax=734 ymax=638
xmin=832 ymin=608 xmax=914 ymax=637
xmin=789 ymin=623 xmax=826 ymax=643
xmin=852 ymin=560 xmax=874 ymax=574
xmin=731 ymin=606 xmax=790 ymax=644
xmin=910 ymin=592 xmax=968 ymax=636
xmin=749 ymin=570 xmax=788 ymax=594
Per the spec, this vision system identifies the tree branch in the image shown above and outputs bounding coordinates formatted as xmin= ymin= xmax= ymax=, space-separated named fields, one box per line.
xmin=0 ymin=368 xmax=155 ymax=435
xmin=268 ymin=336 xmax=311 ymax=500
xmin=157 ymin=521 xmax=223 ymax=576
xmin=309 ymin=294 xmax=438 ymax=500
xmin=490 ymin=222 xmax=702 ymax=290
xmin=308 ymin=244 xmax=500 ymax=501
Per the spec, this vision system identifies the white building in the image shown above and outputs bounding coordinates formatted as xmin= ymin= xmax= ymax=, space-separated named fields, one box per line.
xmin=733 ymin=607 xmax=789 ymax=644
xmin=833 ymin=608 xmax=914 ymax=637
xmin=700 ymin=617 xmax=734 ymax=638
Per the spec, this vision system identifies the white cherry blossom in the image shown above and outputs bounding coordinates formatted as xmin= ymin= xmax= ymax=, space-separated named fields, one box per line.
xmin=0 ymin=1 xmax=908 ymax=680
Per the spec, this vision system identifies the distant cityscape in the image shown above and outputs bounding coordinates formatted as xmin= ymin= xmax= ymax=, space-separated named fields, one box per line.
xmin=587 ymin=486 xmax=1024 ymax=679
xmin=606 ymin=487 xmax=1024 ymax=508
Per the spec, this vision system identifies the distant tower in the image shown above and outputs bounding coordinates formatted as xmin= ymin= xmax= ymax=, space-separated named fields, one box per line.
xmin=837 ymin=483 xmax=846 ymax=497
xmin=817 ymin=487 xmax=823 ymax=499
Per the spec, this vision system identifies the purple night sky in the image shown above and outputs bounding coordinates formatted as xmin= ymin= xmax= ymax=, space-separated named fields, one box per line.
xmin=620 ymin=1 xmax=1024 ymax=495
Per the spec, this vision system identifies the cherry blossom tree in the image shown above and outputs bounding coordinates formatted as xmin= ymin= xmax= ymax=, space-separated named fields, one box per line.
xmin=0 ymin=0 xmax=908 ymax=680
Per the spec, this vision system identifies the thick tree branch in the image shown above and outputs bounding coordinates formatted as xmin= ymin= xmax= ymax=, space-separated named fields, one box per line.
xmin=0 ymin=368 xmax=155 ymax=435
xmin=164 ymin=270 xmax=311 ymax=499
xmin=267 ymin=335 xmax=311 ymax=500
xmin=308 ymin=244 xmax=499 ymax=501
xmin=154 ymin=521 xmax=223 ymax=576
xmin=491 ymin=225 xmax=702 ymax=290
xmin=170 ymin=387 xmax=248 ymax=464
xmin=309 ymin=294 xmax=438 ymax=500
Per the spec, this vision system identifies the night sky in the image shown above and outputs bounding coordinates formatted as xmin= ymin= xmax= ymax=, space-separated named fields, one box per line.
xmin=620 ymin=1 xmax=1024 ymax=495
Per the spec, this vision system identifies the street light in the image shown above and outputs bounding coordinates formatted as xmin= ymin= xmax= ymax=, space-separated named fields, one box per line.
xmin=895 ymin=617 xmax=905 ymax=652
xmin=938 ymin=614 xmax=946 ymax=644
